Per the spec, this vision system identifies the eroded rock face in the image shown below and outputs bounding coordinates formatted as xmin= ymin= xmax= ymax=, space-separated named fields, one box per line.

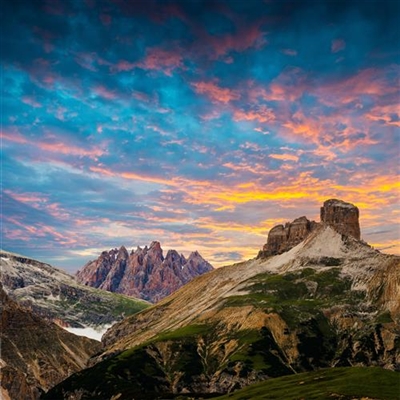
xmin=76 ymin=242 xmax=214 ymax=303
xmin=259 ymin=199 xmax=361 ymax=258
xmin=320 ymin=199 xmax=360 ymax=240
xmin=259 ymin=216 xmax=319 ymax=257
xmin=0 ymin=284 xmax=100 ymax=400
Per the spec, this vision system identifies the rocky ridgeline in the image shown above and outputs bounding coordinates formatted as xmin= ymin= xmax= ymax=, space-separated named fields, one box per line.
xmin=259 ymin=199 xmax=360 ymax=258
xmin=76 ymin=241 xmax=214 ymax=303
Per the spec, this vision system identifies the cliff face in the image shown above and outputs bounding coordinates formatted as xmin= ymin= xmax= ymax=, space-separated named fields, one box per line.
xmin=259 ymin=199 xmax=361 ymax=258
xmin=76 ymin=242 xmax=214 ymax=303
xmin=320 ymin=198 xmax=360 ymax=240
xmin=259 ymin=216 xmax=319 ymax=257
xmin=0 ymin=285 xmax=101 ymax=400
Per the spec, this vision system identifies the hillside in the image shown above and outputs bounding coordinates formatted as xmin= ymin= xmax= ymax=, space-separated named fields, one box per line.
xmin=0 ymin=251 xmax=149 ymax=330
xmin=44 ymin=199 xmax=400 ymax=399
xmin=214 ymin=367 xmax=400 ymax=400
xmin=0 ymin=285 xmax=101 ymax=400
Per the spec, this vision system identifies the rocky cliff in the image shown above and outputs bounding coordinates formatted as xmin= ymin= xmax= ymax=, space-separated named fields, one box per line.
xmin=45 ymin=200 xmax=400 ymax=399
xmin=0 ymin=284 xmax=101 ymax=400
xmin=0 ymin=251 xmax=149 ymax=329
xmin=320 ymin=198 xmax=360 ymax=240
xmin=259 ymin=216 xmax=319 ymax=257
xmin=259 ymin=198 xmax=361 ymax=258
xmin=76 ymin=241 xmax=214 ymax=303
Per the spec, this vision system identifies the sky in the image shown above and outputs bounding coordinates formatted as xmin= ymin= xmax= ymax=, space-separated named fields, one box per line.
xmin=1 ymin=0 xmax=399 ymax=273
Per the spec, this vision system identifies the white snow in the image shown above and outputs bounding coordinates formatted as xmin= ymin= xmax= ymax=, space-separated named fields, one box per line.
xmin=64 ymin=323 xmax=114 ymax=341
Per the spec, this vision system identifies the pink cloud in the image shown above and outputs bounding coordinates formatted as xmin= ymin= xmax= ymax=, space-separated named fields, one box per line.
xmin=207 ymin=24 xmax=267 ymax=59
xmin=314 ymin=67 xmax=398 ymax=105
xmin=281 ymin=48 xmax=298 ymax=56
xmin=135 ymin=47 xmax=184 ymax=76
xmin=191 ymin=80 xmax=240 ymax=104
xmin=21 ymin=96 xmax=42 ymax=108
xmin=38 ymin=141 xmax=105 ymax=159
xmin=1 ymin=129 xmax=29 ymax=144
xmin=113 ymin=60 xmax=136 ymax=72
xmin=331 ymin=39 xmax=346 ymax=53
xmin=93 ymin=85 xmax=116 ymax=100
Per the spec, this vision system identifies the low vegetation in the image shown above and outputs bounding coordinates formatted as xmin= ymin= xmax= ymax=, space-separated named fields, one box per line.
xmin=215 ymin=367 xmax=400 ymax=400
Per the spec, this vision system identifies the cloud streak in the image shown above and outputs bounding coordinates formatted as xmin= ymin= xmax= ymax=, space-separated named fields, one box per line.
xmin=2 ymin=0 xmax=399 ymax=271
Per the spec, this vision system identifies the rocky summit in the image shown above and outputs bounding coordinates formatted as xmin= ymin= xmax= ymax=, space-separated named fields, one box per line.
xmin=45 ymin=199 xmax=400 ymax=400
xmin=76 ymin=241 xmax=214 ymax=303
xmin=259 ymin=198 xmax=361 ymax=258
xmin=320 ymin=198 xmax=361 ymax=240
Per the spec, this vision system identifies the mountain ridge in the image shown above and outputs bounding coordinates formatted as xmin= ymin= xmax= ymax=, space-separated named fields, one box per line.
xmin=76 ymin=241 xmax=214 ymax=303
xmin=0 ymin=251 xmax=149 ymax=331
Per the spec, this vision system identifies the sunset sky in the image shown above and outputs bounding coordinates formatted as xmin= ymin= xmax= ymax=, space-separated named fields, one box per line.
xmin=2 ymin=0 xmax=399 ymax=272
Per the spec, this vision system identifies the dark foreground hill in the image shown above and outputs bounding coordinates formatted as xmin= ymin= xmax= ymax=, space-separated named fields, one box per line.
xmin=44 ymin=200 xmax=400 ymax=399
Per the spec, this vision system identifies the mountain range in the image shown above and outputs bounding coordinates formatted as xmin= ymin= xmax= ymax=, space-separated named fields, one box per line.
xmin=44 ymin=199 xmax=400 ymax=399
xmin=76 ymin=242 xmax=214 ymax=303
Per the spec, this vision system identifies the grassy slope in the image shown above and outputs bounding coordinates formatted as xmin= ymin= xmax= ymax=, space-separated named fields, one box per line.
xmin=214 ymin=367 xmax=400 ymax=400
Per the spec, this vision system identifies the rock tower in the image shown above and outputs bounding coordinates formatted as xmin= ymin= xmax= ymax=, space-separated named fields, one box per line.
xmin=320 ymin=199 xmax=360 ymax=240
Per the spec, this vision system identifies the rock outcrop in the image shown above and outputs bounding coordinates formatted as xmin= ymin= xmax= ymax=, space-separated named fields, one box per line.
xmin=76 ymin=242 xmax=214 ymax=303
xmin=320 ymin=198 xmax=360 ymax=240
xmin=0 ymin=284 xmax=101 ymax=400
xmin=259 ymin=216 xmax=319 ymax=257
xmin=259 ymin=199 xmax=360 ymax=258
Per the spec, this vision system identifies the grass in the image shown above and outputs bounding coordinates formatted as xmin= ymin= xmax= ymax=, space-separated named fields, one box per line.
xmin=214 ymin=367 xmax=400 ymax=400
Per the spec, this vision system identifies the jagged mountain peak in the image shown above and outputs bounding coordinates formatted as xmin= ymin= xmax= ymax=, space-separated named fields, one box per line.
xmin=76 ymin=242 xmax=214 ymax=303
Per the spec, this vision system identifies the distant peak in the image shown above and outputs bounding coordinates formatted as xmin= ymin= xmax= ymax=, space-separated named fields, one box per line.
xmin=149 ymin=241 xmax=161 ymax=249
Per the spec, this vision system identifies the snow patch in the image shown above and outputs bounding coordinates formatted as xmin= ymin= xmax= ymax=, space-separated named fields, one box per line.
xmin=64 ymin=323 xmax=114 ymax=341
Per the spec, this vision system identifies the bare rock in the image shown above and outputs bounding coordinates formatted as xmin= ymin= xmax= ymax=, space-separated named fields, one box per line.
xmin=76 ymin=242 xmax=214 ymax=303
xmin=320 ymin=199 xmax=360 ymax=240
xmin=259 ymin=216 xmax=319 ymax=257
xmin=0 ymin=284 xmax=100 ymax=400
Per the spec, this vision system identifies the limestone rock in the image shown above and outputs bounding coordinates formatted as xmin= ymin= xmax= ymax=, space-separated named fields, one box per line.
xmin=76 ymin=242 xmax=214 ymax=303
xmin=259 ymin=199 xmax=361 ymax=258
xmin=320 ymin=198 xmax=360 ymax=240
xmin=259 ymin=216 xmax=319 ymax=257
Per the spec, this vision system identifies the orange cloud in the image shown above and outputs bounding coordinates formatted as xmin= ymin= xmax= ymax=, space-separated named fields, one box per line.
xmin=270 ymin=153 xmax=299 ymax=162
xmin=233 ymin=105 xmax=275 ymax=123
xmin=191 ymin=80 xmax=240 ymax=103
